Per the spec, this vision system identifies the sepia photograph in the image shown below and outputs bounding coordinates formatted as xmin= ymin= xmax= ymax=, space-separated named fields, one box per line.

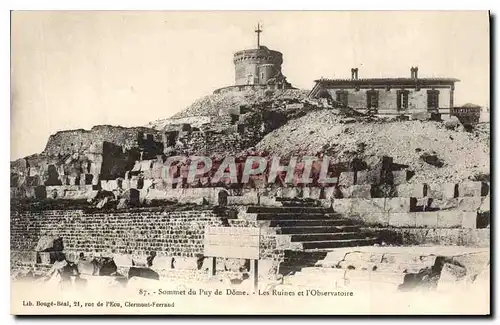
xmin=9 ymin=10 xmax=490 ymax=315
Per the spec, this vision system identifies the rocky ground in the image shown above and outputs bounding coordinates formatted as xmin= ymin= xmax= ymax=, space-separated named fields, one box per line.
xmin=255 ymin=110 xmax=490 ymax=184
xmin=147 ymin=88 xmax=309 ymax=128
xmin=11 ymin=245 xmax=490 ymax=315
xmin=145 ymin=87 xmax=490 ymax=186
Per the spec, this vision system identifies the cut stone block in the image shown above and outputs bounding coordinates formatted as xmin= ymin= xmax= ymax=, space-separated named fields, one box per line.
xmin=461 ymin=211 xmax=478 ymax=229
xmin=281 ymin=187 xmax=299 ymax=199
xmin=227 ymin=195 xmax=259 ymax=206
xmin=458 ymin=181 xmax=483 ymax=197
xmin=332 ymin=199 xmax=352 ymax=214
xmin=130 ymin=179 xmax=138 ymax=189
xmin=79 ymin=175 xmax=86 ymax=186
xmin=301 ymin=187 xmax=311 ymax=198
xmin=438 ymin=228 xmax=462 ymax=245
xmin=11 ymin=251 xmax=37 ymax=264
xmin=350 ymin=198 xmax=385 ymax=213
xmin=384 ymin=197 xmax=411 ymax=213
xmin=38 ymin=252 xmax=52 ymax=265
xmin=310 ymin=187 xmax=322 ymax=200
xmin=389 ymin=212 xmax=417 ymax=227
xmin=91 ymin=174 xmax=100 ymax=186
xmin=457 ymin=197 xmax=482 ymax=211
xmin=392 ymin=170 xmax=409 ymax=185
xmin=437 ymin=211 xmax=463 ymax=228
xmin=338 ymin=186 xmax=350 ymax=198
xmin=356 ymin=170 xmax=381 ymax=185
xmin=370 ymin=184 xmax=397 ymax=198
xmin=396 ymin=183 xmax=428 ymax=197
xmin=428 ymin=183 xmax=458 ymax=199
xmin=458 ymin=229 xmax=490 ymax=246
xmin=152 ymin=256 xmax=175 ymax=269
xmin=152 ymin=162 xmax=164 ymax=179
xmin=355 ymin=212 xmax=390 ymax=226
xmin=143 ymin=179 xmax=153 ymax=190
xmin=349 ymin=185 xmax=372 ymax=198
xmin=68 ymin=176 xmax=77 ymax=186
xmin=415 ymin=212 xmax=439 ymax=228
xmin=338 ymin=172 xmax=355 ymax=187
xmin=479 ymin=196 xmax=490 ymax=213
xmin=113 ymin=254 xmax=134 ymax=267
xmin=430 ymin=198 xmax=458 ymax=210
xmin=437 ymin=263 xmax=468 ymax=292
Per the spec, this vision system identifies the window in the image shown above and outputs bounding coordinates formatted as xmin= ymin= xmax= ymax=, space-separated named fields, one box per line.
xmin=246 ymin=74 xmax=254 ymax=85
xmin=397 ymin=90 xmax=409 ymax=110
xmin=336 ymin=90 xmax=348 ymax=107
xmin=366 ymin=90 xmax=379 ymax=109
xmin=427 ymin=90 xmax=440 ymax=109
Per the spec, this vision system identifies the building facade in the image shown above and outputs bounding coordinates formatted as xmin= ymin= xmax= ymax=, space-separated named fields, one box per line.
xmin=309 ymin=67 xmax=459 ymax=115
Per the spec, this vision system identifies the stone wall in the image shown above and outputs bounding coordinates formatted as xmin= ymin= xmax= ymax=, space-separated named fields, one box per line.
xmin=176 ymin=129 xmax=260 ymax=156
xmin=10 ymin=209 xmax=221 ymax=256
xmin=10 ymin=208 xmax=284 ymax=277
xmin=43 ymin=125 xmax=162 ymax=156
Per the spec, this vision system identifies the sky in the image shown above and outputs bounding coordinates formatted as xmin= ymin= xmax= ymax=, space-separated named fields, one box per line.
xmin=11 ymin=11 xmax=490 ymax=160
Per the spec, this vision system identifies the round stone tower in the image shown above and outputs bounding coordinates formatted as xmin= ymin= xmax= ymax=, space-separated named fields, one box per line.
xmin=233 ymin=46 xmax=284 ymax=85
xmin=232 ymin=24 xmax=290 ymax=87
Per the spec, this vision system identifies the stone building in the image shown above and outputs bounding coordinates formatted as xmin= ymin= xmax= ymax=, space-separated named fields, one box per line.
xmin=308 ymin=67 xmax=459 ymax=115
xmin=232 ymin=24 xmax=291 ymax=89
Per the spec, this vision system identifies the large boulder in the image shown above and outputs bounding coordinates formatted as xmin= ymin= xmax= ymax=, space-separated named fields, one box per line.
xmin=35 ymin=236 xmax=63 ymax=252
xmin=444 ymin=116 xmax=461 ymax=130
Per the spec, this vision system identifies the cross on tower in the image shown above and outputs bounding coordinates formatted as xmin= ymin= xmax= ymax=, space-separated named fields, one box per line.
xmin=255 ymin=23 xmax=263 ymax=48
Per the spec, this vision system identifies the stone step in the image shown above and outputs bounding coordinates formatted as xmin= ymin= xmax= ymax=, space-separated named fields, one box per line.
xmin=290 ymin=232 xmax=373 ymax=242
xmin=283 ymin=250 xmax=330 ymax=260
xmin=247 ymin=206 xmax=333 ymax=214
xmin=257 ymin=212 xmax=343 ymax=220
xmin=334 ymin=261 xmax=435 ymax=273
xmin=299 ymin=238 xmax=378 ymax=250
xmin=278 ymin=250 xmax=331 ymax=275
xmin=275 ymin=198 xmax=320 ymax=207
xmin=277 ymin=225 xmax=361 ymax=234
xmin=270 ymin=219 xmax=354 ymax=227
xmin=256 ymin=213 xmax=330 ymax=220
xmin=318 ymin=250 xmax=438 ymax=267
xmin=290 ymin=267 xmax=406 ymax=285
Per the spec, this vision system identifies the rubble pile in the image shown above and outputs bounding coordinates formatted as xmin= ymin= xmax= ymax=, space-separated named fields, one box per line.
xmin=256 ymin=110 xmax=489 ymax=184
xmin=149 ymin=88 xmax=309 ymax=124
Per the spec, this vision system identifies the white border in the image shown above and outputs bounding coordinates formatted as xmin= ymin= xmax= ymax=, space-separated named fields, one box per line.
xmin=1 ymin=1 xmax=497 ymax=324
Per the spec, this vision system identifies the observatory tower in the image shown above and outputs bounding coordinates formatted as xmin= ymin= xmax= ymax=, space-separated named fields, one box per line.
xmin=232 ymin=24 xmax=290 ymax=88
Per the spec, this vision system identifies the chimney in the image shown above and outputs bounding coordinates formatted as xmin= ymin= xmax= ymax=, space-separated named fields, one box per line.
xmin=351 ymin=68 xmax=359 ymax=80
xmin=411 ymin=66 xmax=419 ymax=79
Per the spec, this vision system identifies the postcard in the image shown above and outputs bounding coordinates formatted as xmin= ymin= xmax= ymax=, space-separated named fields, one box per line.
xmin=10 ymin=11 xmax=490 ymax=315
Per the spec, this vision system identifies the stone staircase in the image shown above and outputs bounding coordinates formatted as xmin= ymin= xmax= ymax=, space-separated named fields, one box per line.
xmin=247 ymin=198 xmax=379 ymax=251
xmin=245 ymin=198 xmax=381 ymax=276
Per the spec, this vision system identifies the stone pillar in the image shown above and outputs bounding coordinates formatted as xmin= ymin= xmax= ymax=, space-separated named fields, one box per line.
xmin=449 ymin=84 xmax=455 ymax=117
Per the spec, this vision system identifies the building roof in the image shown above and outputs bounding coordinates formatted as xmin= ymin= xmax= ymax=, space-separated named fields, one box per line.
xmin=314 ymin=77 xmax=460 ymax=87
